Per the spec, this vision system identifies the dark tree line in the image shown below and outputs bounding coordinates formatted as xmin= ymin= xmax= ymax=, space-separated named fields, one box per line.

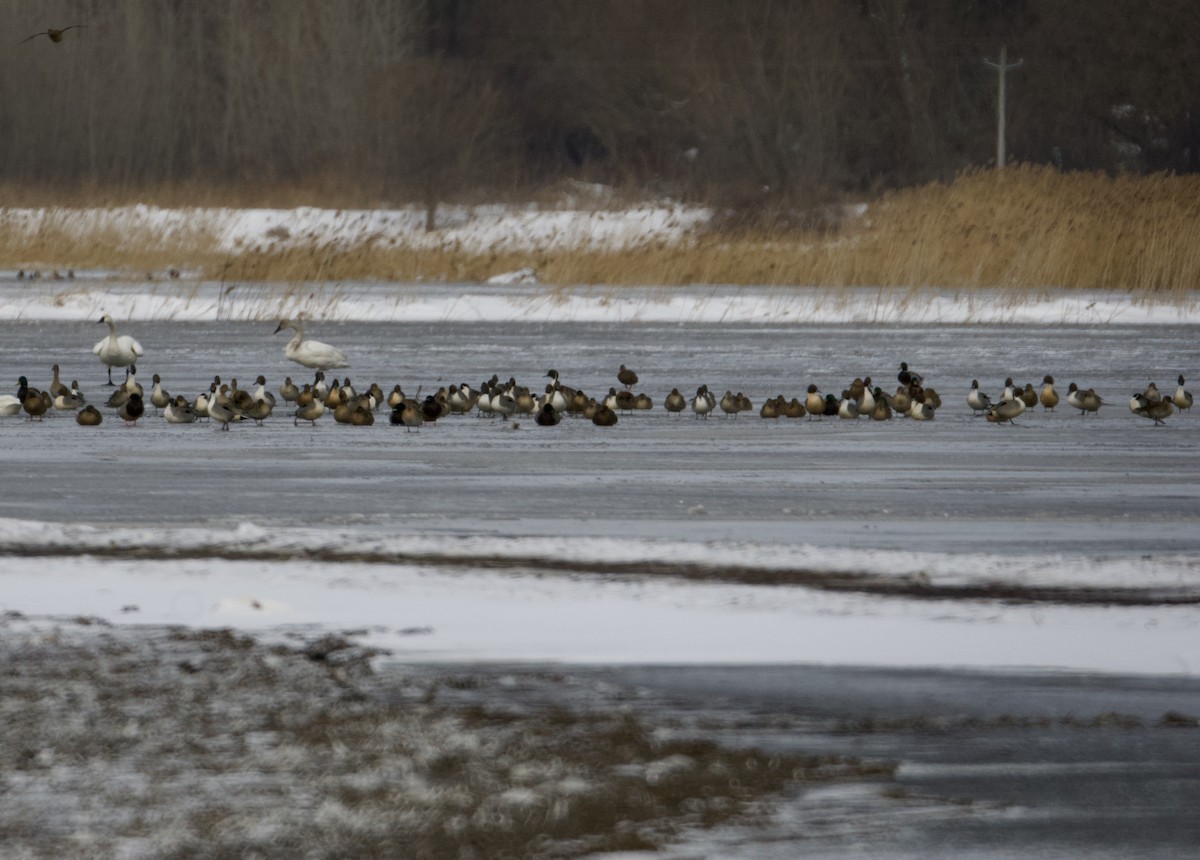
xmin=1 ymin=0 xmax=1197 ymax=209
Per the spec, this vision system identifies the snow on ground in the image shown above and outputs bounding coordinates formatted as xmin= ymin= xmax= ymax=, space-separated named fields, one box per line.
xmin=0 ymin=202 xmax=710 ymax=255
xmin=1 ymin=279 xmax=1198 ymax=325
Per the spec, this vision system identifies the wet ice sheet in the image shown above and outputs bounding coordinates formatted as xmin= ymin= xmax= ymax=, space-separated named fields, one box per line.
xmin=1 ymin=303 xmax=1198 ymax=674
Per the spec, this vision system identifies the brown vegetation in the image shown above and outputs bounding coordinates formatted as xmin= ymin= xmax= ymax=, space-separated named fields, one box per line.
xmin=3 ymin=167 xmax=1199 ymax=295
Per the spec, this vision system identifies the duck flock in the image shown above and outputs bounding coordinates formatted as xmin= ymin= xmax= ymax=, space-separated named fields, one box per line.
xmin=0 ymin=315 xmax=1193 ymax=429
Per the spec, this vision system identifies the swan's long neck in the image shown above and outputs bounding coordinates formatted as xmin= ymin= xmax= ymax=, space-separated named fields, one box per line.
xmin=287 ymin=324 xmax=304 ymax=352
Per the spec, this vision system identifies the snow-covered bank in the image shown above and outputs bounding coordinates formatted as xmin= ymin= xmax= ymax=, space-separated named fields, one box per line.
xmin=3 ymin=553 xmax=1197 ymax=677
xmin=0 ymin=202 xmax=711 ymax=255
xmin=1 ymin=279 xmax=1198 ymax=325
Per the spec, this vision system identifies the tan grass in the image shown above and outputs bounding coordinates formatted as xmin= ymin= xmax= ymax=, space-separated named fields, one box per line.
xmin=2 ymin=167 xmax=1199 ymax=295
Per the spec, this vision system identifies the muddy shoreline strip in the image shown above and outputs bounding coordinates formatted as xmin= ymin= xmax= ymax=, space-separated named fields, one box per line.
xmin=5 ymin=543 xmax=1197 ymax=607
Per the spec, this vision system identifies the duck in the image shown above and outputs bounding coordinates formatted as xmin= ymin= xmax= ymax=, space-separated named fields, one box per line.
xmin=1142 ymin=382 xmax=1162 ymax=403
xmin=207 ymin=394 xmax=237 ymax=430
xmin=252 ymin=375 xmax=276 ymax=409
xmin=592 ymin=404 xmax=619 ymax=426
xmin=633 ymin=392 xmax=654 ymax=411
xmin=350 ymin=403 xmax=375 ymax=426
xmin=719 ymin=390 xmax=739 ymax=418
xmin=293 ymin=395 xmax=325 ymax=427
xmin=1039 ymin=375 xmax=1059 ymax=411
xmin=909 ymin=400 xmax=935 ymax=421
xmin=617 ymin=364 xmax=639 ymax=389
xmin=1019 ymin=383 xmax=1039 ymax=409
xmin=1079 ymin=388 xmax=1104 ymax=415
xmin=117 ymin=392 xmax=145 ymax=426
xmin=804 ymin=384 xmax=824 ymax=419
xmin=20 ymin=379 xmax=50 ymax=421
xmin=244 ymin=397 xmax=273 ymax=426
xmin=1174 ymin=375 xmax=1192 ymax=412
xmin=164 ymin=395 xmax=197 ymax=424
xmin=389 ymin=401 xmax=423 ymax=431
xmin=664 ymin=388 xmax=686 ymax=416
xmin=535 ymin=403 xmax=561 ymax=426
xmin=76 ymin=405 xmax=103 ymax=426
xmin=869 ymin=389 xmax=892 ymax=421
xmin=691 ymin=385 xmax=715 ymax=418
xmin=838 ymin=397 xmax=859 ymax=419
xmin=986 ymin=397 xmax=1024 ymax=424
xmin=273 ymin=318 xmax=349 ymax=370
xmin=897 ymin=362 xmax=922 ymax=386
xmin=782 ymin=397 xmax=805 ymax=419
xmin=1001 ymin=377 xmax=1017 ymax=403
xmin=759 ymin=397 xmax=780 ymax=419
xmin=50 ymin=364 xmax=71 ymax=399
xmin=278 ymin=377 xmax=300 ymax=403
xmin=150 ymin=374 xmax=171 ymax=413
xmin=890 ymin=386 xmax=912 ymax=415
xmin=964 ymin=379 xmax=993 ymax=415
xmin=1135 ymin=395 xmax=1174 ymax=426
xmin=858 ymin=382 xmax=876 ymax=417
xmin=93 ymin=314 xmax=145 ymax=385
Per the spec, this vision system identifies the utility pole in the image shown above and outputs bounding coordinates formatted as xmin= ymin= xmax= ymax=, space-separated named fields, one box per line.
xmin=983 ymin=45 xmax=1023 ymax=171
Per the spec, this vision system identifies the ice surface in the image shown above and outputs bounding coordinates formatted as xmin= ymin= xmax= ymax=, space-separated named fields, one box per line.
xmin=0 ymin=287 xmax=1197 ymax=676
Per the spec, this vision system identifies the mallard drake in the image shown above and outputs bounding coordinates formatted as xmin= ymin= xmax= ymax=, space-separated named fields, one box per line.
xmin=93 ymin=314 xmax=144 ymax=385
xmin=1174 ymin=375 xmax=1192 ymax=412
xmin=897 ymin=362 xmax=922 ymax=386
xmin=75 ymin=404 xmax=102 ymax=426
xmin=274 ymin=318 xmax=349 ymax=370
xmin=118 ymin=392 xmax=145 ymax=426
xmin=1040 ymin=375 xmax=1059 ymax=411
xmin=617 ymin=364 xmax=638 ymax=389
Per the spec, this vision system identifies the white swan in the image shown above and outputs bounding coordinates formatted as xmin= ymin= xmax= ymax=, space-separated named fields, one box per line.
xmin=273 ymin=319 xmax=349 ymax=370
xmin=93 ymin=314 xmax=144 ymax=385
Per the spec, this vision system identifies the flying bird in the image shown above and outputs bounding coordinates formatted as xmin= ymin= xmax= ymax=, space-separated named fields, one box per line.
xmin=19 ymin=25 xmax=85 ymax=45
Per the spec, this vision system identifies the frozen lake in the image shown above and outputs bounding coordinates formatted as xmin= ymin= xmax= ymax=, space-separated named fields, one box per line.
xmin=1 ymin=305 xmax=1197 ymax=671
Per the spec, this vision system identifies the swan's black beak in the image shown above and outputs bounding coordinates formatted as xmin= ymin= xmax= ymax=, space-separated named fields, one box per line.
xmin=96 ymin=317 xmax=104 ymax=324
xmin=272 ymin=323 xmax=283 ymax=333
